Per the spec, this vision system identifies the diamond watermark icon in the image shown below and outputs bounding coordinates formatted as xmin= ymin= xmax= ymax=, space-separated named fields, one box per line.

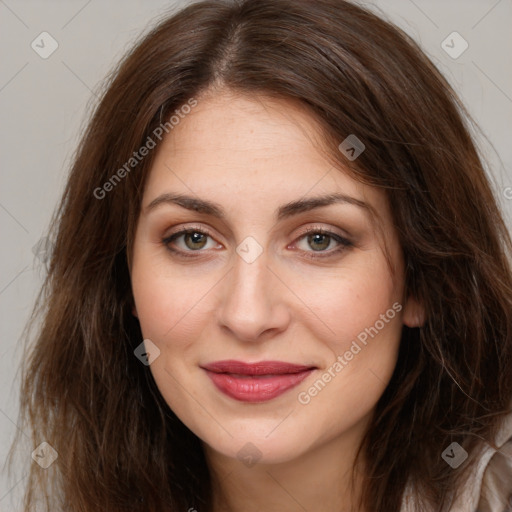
xmin=134 ymin=339 xmax=161 ymax=366
xmin=236 ymin=236 xmax=263 ymax=264
xmin=31 ymin=442 xmax=58 ymax=469
xmin=31 ymin=32 xmax=59 ymax=59
xmin=441 ymin=32 xmax=468 ymax=60
xmin=237 ymin=442 xmax=262 ymax=468
xmin=338 ymin=134 xmax=365 ymax=161
xmin=441 ymin=442 xmax=468 ymax=469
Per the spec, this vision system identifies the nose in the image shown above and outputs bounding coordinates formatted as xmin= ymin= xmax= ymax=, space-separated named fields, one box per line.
xmin=216 ymin=249 xmax=291 ymax=343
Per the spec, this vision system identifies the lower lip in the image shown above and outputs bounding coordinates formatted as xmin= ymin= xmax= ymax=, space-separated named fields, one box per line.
xmin=204 ymin=369 xmax=314 ymax=402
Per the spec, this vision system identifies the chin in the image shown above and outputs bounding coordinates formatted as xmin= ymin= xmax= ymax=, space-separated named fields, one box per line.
xmin=199 ymin=423 xmax=313 ymax=466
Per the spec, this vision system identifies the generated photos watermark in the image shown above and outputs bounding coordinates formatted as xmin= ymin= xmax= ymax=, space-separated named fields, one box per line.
xmin=236 ymin=441 xmax=263 ymax=468
xmin=31 ymin=441 xmax=58 ymax=469
xmin=93 ymin=98 xmax=198 ymax=200
xmin=134 ymin=339 xmax=161 ymax=366
xmin=338 ymin=134 xmax=366 ymax=161
xmin=298 ymin=301 xmax=403 ymax=405
xmin=441 ymin=442 xmax=468 ymax=469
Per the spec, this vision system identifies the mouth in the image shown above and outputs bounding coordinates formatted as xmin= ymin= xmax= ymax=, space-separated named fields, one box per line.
xmin=200 ymin=360 xmax=316 ymax=403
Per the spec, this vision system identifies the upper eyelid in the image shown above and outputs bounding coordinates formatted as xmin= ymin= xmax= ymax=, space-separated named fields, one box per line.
xmin=293 ymin=225 xmax=351 ymax=241
xmin=164 ymin=224 xmax=214 ymax=237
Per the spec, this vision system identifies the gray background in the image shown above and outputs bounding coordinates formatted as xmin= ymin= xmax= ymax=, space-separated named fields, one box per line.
xmin=1 ymin=0 xmax=511 ymax=509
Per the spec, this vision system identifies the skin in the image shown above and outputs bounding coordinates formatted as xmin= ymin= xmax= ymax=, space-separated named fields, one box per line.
xmin=130 ymin=89 xmax=424 ymax=512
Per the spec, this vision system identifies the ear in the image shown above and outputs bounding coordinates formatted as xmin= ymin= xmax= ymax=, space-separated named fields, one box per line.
xmin=402 ymin=295 xmax=425 ymax=328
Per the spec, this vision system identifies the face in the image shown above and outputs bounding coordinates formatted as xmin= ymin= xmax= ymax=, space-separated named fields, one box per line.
xmin=130 ymin=90 xmax=422 ymax=465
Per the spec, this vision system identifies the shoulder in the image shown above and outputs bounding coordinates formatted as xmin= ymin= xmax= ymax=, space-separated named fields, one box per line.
xmin=400 ymin=411 xmax=512 ymax=511
xmin=475 ymin=412 xmax=512 ymax=511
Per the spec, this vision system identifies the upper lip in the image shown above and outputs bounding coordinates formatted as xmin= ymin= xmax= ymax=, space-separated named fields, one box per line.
xmin=201 ymin=360 xmax=316 ymax=376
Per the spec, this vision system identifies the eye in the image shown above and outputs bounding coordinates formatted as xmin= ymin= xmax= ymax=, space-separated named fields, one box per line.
xmin=162 ymin=227 xmax=221 ymax=256
xmin=162 ymin=226 xmax=353 ymax=260
xmin=293 ymin=228 xmax=353 ymax=259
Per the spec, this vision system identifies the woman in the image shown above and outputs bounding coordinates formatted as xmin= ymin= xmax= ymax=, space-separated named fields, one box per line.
xmin=12 ymin=0 xmax=512 ymax=510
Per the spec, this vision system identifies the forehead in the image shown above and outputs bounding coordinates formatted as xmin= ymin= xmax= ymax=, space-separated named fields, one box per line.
xmin=143 ymin=90 xmax=386 ymax=218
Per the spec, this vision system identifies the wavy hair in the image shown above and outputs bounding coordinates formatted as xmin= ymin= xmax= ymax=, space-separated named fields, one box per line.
xmin=11 ymin=0 xmax=512 ymax=510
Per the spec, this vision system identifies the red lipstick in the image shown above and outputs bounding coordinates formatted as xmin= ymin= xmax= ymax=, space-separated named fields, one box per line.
xmin=201 ymin=360 xmax=315 ymax=402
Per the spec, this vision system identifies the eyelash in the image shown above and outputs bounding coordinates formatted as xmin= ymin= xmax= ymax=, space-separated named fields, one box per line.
xmin=161 ymin=225 xmax=353 ymax=260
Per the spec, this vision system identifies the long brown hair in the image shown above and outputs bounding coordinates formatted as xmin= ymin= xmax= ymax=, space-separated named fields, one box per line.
xmin=11 ymin=0 xmax=512 ymax=510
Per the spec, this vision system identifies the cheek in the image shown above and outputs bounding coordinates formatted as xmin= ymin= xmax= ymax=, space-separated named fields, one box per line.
xmin=293 ymin=272 xmax=402 ymax=441
xmin=131 ymin=251 xmax=216 ymax=345
xmin=130 ymin=258 xmax=212 ymax=409
xmin=292 ymin=254 xmax=403 ymax=411
xmin=295 ymin=254 xmax=400 ymax=346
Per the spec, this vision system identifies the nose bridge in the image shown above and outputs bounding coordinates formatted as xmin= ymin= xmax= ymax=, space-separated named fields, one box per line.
xmin=216 ymin=246 xmax=289 ymax=342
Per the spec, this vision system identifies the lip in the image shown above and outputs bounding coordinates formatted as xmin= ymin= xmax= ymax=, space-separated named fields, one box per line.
xmin=201 ymin=360 xmax=316 ymax=403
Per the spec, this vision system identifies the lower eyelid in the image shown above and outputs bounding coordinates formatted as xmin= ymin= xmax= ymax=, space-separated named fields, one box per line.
xmin=294 ymin=237 xmax=351 ymax=257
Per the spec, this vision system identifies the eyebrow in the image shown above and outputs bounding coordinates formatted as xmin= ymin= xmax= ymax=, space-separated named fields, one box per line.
xmin=145 ymin=192 xmax=370 ymax=220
